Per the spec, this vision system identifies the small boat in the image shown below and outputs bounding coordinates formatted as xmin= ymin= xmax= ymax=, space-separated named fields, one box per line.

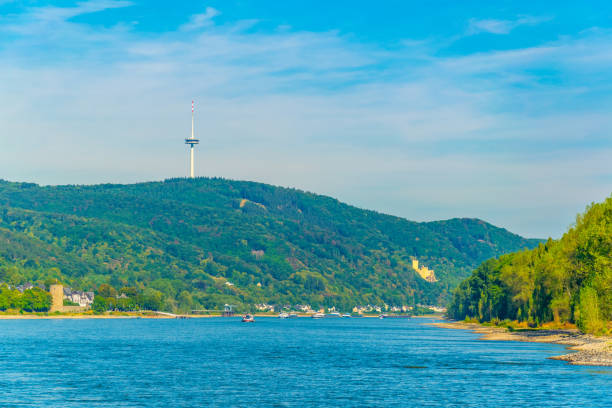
xmin=242 ymin=314 xmax=255 ymax=322
xmin=326 ymin=312 xmax=341 ymax=318
xmin=278 ymin=312 xmax=289 ymax=319
xmin=342 ymin=314 xmax=352 ymax=318
xmin=288 ymin=313 xmax=299 ymax=318
xmin=312 ymin=312 xmax=325 ymax=319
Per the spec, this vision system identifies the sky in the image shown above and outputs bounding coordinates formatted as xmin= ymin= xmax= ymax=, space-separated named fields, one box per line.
xmin=0 ymin=0 xmax=610 ymax=239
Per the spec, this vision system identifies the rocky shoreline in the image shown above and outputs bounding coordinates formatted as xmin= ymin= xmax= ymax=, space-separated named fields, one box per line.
xmin=432 ymin=321 xmax=612 ymax=367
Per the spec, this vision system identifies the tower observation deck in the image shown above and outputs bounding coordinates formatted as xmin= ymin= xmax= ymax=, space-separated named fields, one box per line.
xmin=185 ymin=100 xmax=199 ymax=178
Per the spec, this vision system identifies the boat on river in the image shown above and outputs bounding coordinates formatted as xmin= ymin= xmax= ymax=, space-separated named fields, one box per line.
xmin=242 ymin=314 xmax=255 ymax=322
xmin=312 ymin=313 xmax=325 ymax=319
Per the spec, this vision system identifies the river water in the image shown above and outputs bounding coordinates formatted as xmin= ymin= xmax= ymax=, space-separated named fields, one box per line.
xmin=0 ymin=317 xmax=609 ymax=407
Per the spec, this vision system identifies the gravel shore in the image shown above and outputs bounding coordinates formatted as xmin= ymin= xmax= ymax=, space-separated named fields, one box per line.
xmin=432 ymin=321 xmax=612 ymax=367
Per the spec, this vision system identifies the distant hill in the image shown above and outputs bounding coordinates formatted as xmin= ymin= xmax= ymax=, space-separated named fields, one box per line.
xmin=0 ymin=178 xmax=541 ymax=312
xmin=448 ymin=195 xmax=611 ymax=334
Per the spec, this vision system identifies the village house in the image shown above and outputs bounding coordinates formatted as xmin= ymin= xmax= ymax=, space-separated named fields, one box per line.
xmin=295 ymin=304 xmax=311 ymax=312
xmin=15 ymin=283 xmax=35 ymax=292
xmin=63 ymin=287 xmax=95 ymax=307
xmin=7 ymin=282 xmax=47 ymax=292
xmin=254 ymin=303 xmax=275 ymax=312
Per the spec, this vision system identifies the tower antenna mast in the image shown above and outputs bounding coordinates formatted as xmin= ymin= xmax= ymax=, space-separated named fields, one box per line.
xmin=185 ymin=100 xmax=199 ymax=178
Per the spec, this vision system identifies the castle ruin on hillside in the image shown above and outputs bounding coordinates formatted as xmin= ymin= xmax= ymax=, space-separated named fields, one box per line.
xmin=412 ymin=258 xmax=437 ymax=282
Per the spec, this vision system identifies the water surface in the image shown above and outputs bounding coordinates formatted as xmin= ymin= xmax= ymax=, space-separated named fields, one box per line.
xmin=0 ymin=317 xmax=609 ymax=407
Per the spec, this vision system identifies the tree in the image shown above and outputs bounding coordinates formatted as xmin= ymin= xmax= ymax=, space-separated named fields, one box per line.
xmin=97 ymin=284 xmax=117 ymax=298
xmin=117 ymin=296 xmax=136 ymax=311
xmin=177 ymin=290 xmax=193 ymax=312
xmin=20 ymin=288 xmax=51 ymax=312
xmin=0 ymin=284 xmax=17 ymax=310
xmin=119 ymin=287 xmax=138 ymax=298
xmin=577 ymin=286 xmax=605 ymax=334
xmin=139 ymin=288 xmax=163 ymax=311
xmin=92 ymin=296 xmax=108 ymax=313
xmin=304 ymin=275 xmax=325 ymax=293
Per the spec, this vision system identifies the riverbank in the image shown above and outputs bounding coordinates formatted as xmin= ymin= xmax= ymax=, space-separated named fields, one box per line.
xmin=0 ymin=312 xmax=379 ymax=319
xmin=0 ymin=311 xmax=442 ymax=320
xmin=0 ymin=312 xmax=211 ymax=319
xmin=432 ymin=321 xmax=612 ymax=366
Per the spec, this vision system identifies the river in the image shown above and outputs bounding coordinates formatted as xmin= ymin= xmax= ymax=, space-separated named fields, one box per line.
xmin=0 ymin=317 xmax=609 ymax=407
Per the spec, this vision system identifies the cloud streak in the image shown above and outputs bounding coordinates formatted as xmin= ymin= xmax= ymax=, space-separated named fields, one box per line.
xmin=467 ymin=15 xmax=550 ymax=35
xmin=179 ymin=6 xmax=220 ymax=31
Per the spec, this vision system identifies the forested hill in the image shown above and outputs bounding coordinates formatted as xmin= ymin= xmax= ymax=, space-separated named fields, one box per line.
xmin=0 ymin=178 xmax=540 ymax=312
xmin=448 ymin=195 xmax=611 ymax=334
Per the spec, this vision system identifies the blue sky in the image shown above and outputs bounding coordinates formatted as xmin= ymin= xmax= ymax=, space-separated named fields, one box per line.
xmin=0 ymin=0 xmax=610 ymax=238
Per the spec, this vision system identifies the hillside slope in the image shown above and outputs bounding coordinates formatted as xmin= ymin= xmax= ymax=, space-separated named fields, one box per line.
xmin=448 ymin=195 xmax=611 ymax=334
xmin=0 ymin=178 xmax=540 ymax=312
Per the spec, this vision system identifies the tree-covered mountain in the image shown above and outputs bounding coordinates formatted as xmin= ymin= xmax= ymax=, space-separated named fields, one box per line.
xmin=448 ymin=195 xmax=611 ymax=334
xmin=0 ymin=178 xmax=540 ymax=312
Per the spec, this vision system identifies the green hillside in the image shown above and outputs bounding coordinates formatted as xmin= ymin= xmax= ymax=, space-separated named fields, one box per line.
xmin=0 ymin=178 xmax=540 ymax=313
xmin=448 ymin=195 xmax=611 ymax=334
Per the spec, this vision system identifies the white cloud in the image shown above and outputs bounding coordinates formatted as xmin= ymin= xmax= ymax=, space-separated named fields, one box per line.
xmin=180 ymin=7 xmax=220 ymax=31
xmin=3 ymin=0 xmax=132 ymax=36
xmin=31 ymin=0 xmax=131 ymax=21
xmin=467 ymin=15 xmax=550 ymax=35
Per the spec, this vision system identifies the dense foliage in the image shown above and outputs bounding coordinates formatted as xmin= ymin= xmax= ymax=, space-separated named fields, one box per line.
xmin=0 ymin=284 xmax=51 ymax=312
xmin=448 ymin=196 xmax=612 ymax=334
xmin=92 ymin=285 xmax=164 ymax=313
xmin=0 ymin=178 xmax=539 ymax=313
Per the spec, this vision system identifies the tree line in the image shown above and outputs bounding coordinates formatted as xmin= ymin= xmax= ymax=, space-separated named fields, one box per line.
xmin=92 ymin=284 xmax=164 ymax=312
xmin=448 ymin=196 xmax=611 ymax=335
